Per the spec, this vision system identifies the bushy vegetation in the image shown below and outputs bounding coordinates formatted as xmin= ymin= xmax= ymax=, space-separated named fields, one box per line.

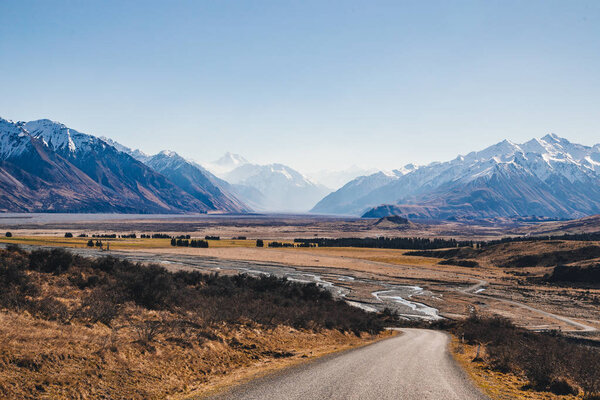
xmin=303 ymin=231 xmax=600 ymax=252
xmin=482 ymin=231 xmax=600 ymax=246
xmin=409 ymin=243 xmax=600 ymax=272
xmin=438 ymin=259 xmax=480 ymax=268
xmin=92 ymin=233 xmax=117 ymax=238
xmin=547 ymin=264 xmax=600 ymax=284
xmin=294 ymin=237 xmax=476 ymax=250
xmin=0 ymin=246 xmax=391 ymax=335
xmin=450 ymin=316 xmax=600 ymax=397
xmin=268 ymin=241 xmax=295 ymax=248
xmin=407 ymin=248 xmax=477 ymax=259
xmin=170 ymin=238 xmax=209 ymax=248
xmin=501 ymin=246 xmax=600 ymax=268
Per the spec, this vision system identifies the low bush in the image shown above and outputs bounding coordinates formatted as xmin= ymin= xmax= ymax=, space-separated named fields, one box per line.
xmin=438 ymin=259 xmax=479 ymax=268
xmin=451 ymin=315 xmax=600 ymax=397
xmin=0 ymin=247 xmax=391 ymax=335
xmin=547 ymin=264 xmax=600 ymax=284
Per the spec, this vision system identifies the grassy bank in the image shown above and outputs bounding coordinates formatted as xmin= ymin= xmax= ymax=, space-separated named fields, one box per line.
xmin=0 ymin=246 xmax=394 ymax=399
xmin=446 ymin=316 xmax=600 ymax=399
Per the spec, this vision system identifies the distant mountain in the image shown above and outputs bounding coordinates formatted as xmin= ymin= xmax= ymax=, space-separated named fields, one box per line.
xmin=306 ymin=166 xmax=378 ymax=190
xmin=144 ymin=151 xmax=250 ymax=213
xmin=0 ymin=118 xmax=243 ymax=213
xmin=103 ymin=141 xmax=250 ymax=213
xmin=311 ymin=165 xmax=418 ymax=215
xmin=314 ymin=135 xmax=600 ymax=220
xmin=205 ymin=152 xmax=249 ymax=176
xmin=213 ymin=159 xmax=330 ymax=212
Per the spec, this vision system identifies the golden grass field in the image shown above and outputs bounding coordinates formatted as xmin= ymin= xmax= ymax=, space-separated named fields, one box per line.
xmin=1 ymin=233 xmax=599 ymax=399
xmin=0 ymin=308 xmax=386 ymax=400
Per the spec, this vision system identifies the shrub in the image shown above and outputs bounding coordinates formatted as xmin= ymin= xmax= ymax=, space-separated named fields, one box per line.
xmin=29 ymin=248 xmax=74 ymax=274
xmin=0 ymin=247 xmax=393 ymax=335
xmin=547 ymin=264 xmax=600 ymax=284
xmin=79 ymin=288 xmax=121 ymax=326
xmin=452 ymin=315 xmax=600 ymax=396
xmin=64 ymin=232 xmax=73 ymax=238
xmin=32 ymin=297 xmax=71 ymax=323
xmin=256 ymin=239 xmax=264 ymax=247
xmin=5 ymin=232 xmax=12 ymax=238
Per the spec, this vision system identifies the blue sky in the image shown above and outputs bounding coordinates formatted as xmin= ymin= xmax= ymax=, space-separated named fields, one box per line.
xmin=1 ymin=1 xmax=599 ymax=171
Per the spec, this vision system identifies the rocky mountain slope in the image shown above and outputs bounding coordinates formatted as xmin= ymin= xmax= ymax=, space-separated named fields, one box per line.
xmin=0 ymin=118 xmax=245 ymax=213
xmin=313 ymin=135 xmax=600 ymax=220
xmin=106 ymin=141 xmax=250 ymax=213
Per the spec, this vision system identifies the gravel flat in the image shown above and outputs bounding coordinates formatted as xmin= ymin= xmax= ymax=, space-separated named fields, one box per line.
xmin=208 ymin=328 xmax=488 ymax=400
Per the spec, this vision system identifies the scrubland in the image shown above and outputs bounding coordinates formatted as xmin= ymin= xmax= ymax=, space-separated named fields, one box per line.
xmin=0 ymin=246 xmax=393 ymax=399
xmin=448 ymin=316 xmax=600 ymax=400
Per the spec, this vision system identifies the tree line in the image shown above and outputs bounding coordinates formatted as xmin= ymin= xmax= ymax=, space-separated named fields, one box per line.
xmin=171 ymin=238 xmax=209 ymax=248
xmin=294 ymin=237 xmax=475 ymax=250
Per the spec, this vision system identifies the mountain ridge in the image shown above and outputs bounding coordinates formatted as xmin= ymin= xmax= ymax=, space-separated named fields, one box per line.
xmin=313 ymin=134 xmax=600 ymax=220
xmin=0 ymin=118 xmax=245 ymax=213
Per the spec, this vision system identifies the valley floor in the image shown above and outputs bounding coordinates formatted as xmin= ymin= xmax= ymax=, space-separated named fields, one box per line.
xmin=1 ymin=216 xmax=599 ymax=398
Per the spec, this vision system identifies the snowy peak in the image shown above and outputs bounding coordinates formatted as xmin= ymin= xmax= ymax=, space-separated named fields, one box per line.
xmin=393 ymin=163 xmax=419 ymax=176
xmin=159 ymin=149 xmax=177 ymax=157
xmin=0 ymin=118 xmax=33 ymax=159
xmin=215 ymin=152 xmax=248 ymax=166
xmin=24 ymin=119 xmax=103 ymax=155
xmin=211 ymin=152 xmax=248 ymax=172
xmin=221 ymin=161 xmax=329 ymax=212
xmin=314 ymin=134 xmax=600 ymax=218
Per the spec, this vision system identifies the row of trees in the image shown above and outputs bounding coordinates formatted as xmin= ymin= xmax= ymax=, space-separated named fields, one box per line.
xmin=294 ymin=237 xmax=475 ymax=250
xmin=170 ymin=238 xmax=209 ymax=248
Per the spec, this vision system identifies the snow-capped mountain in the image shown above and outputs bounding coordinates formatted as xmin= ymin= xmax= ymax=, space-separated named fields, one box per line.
xmin=131 ymin=149 xmax=249 ymax=213
xmin=216 ymin=159 xmax=330 ymax=212
xmin=205 ymin=152 xmax=249 ymax=177
xmin=311 ymin=165 xmax=418 ymax=215
xmin=0 ymin=117 xmax=242 ymax=213
xmin=313 ymin=135 xmax=600 ymax=219
xmin=101 ymin=136 xmax=152 ymax=163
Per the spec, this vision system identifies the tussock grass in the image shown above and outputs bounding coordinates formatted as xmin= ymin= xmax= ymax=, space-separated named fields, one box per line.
xmin=446 ymin=316 xmax=600 ymax=399
xmin=0 ymin=246 xmax=393 ymax=399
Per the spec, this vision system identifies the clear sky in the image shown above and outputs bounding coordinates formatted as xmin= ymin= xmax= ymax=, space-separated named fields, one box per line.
xmin=1 ymin=1 xmax=600 ymax=172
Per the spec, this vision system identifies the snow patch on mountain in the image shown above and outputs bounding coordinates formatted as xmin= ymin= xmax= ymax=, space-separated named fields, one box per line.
xmin=0 ymin=118 xmax=32 ymax=159
xmin=313 ymin=134 xmax=600 ymax=218
xmin=24 ymin=119 xmax=105 ymax=155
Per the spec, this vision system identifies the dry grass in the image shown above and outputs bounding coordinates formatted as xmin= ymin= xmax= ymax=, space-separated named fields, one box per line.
xmin=0 ymin=308 xmax=379 ymax=400
xmin=450 ymin=338 xmax=582 ymax=400
xmin=0 ymin=246 xmax=396 ymax=399
xmin=0 ymin=235 xmax=173 ymax=250
xmin=0 ymin=236 xmax=296 ymax=251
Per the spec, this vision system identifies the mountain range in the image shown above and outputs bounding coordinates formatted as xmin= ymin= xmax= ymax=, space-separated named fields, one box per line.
xmin=313 ymin=134 xmax=600 ymax=220
xmin=206 ymin=153 xmax=330 ymax=212
xmin=2 ymin=116 xmax=600 ymax=221
xmin=0 ymin=118 xmax=246 ymax=213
